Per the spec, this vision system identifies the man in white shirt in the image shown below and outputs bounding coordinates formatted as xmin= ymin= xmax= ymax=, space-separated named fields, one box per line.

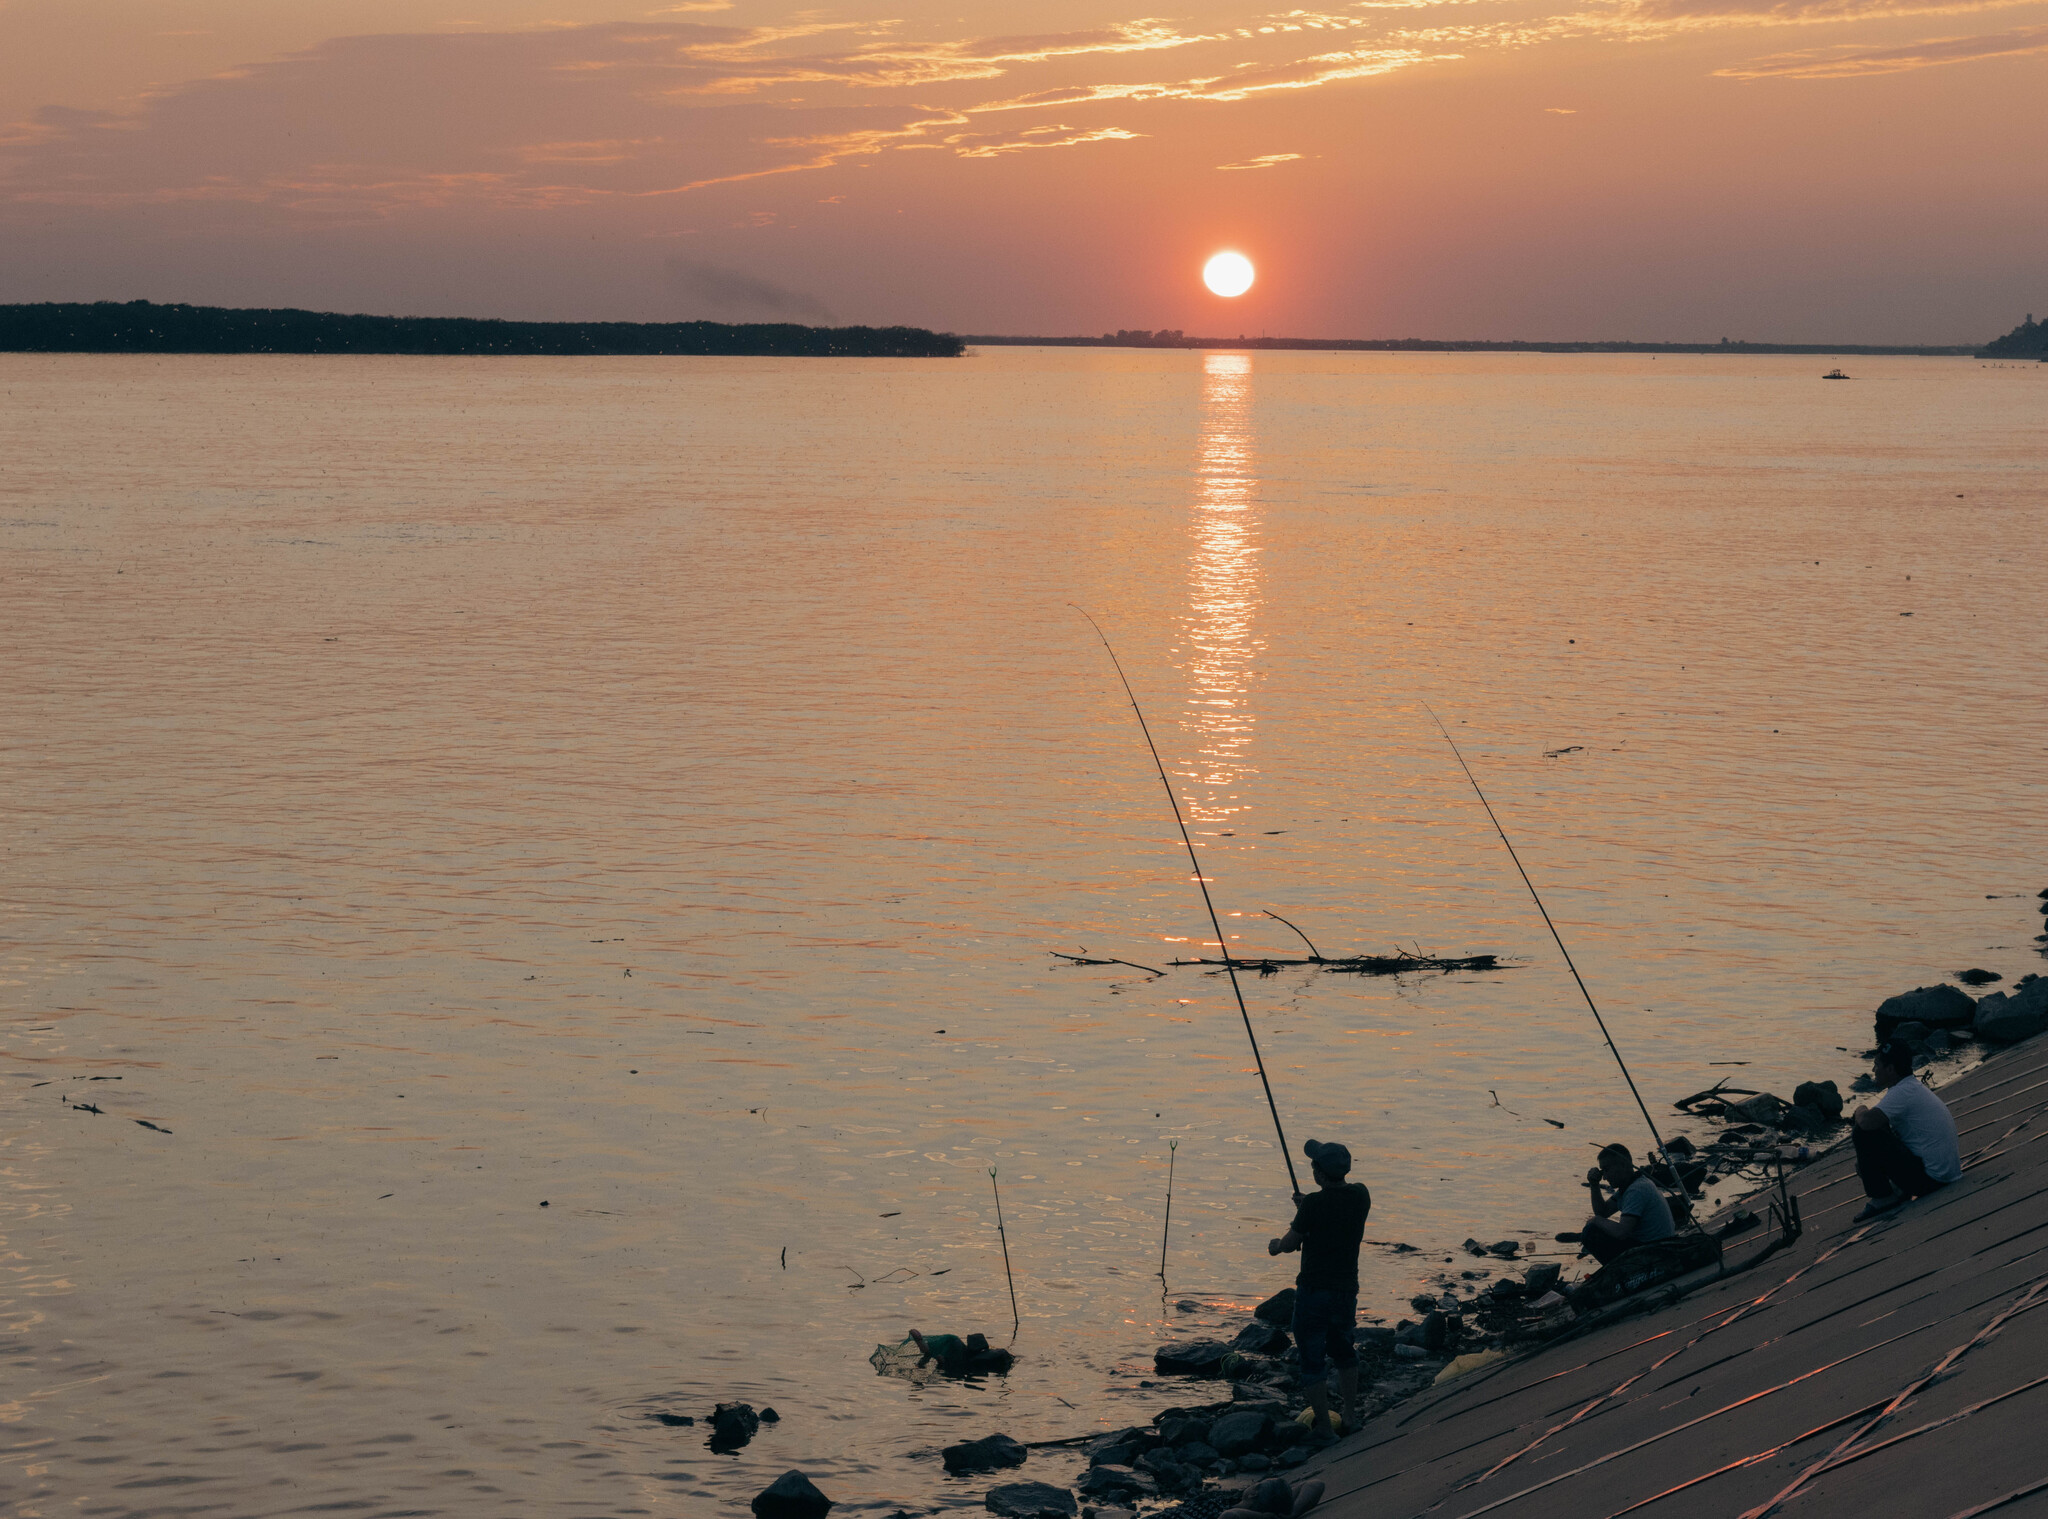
xmin=1852 ymin=1038 xmax=1963 ymax=1221
xmin=1577 ymin=1143 xmax=1678 ymax=1264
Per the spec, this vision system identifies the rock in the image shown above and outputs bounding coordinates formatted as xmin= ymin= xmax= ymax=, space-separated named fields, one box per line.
xmin=1353 ymin=1326 xmax=1397 ymax=1351
xmin=1076 ymin=1466 xmax=1146 ymax=1501
xmin=1239 ymin=1452 xmax=1272 ymax=1472
xmin=1394 ymin=1343 xmax=1430 ymax=1360
xmin=753 ymin=1471 xmax=833 ymax=1519
xmin=1247 ymin=1476 xmax=1296 ymax=1514
xmin=760 ymin=1408 xmax=781 ymax=1423
xmin=1154 ymin=1340 xmax=1232 ymax=1377
xmin=1461 ymin=1238 xmax=1490 ymax=1257
xmin=1792 ymin=1080 xmax=1844 ymax=1120
xmin=1176 ymin=1299 xmax=1202 ymax=1313
xmin=1523 ymin=1262 xmax=1562 ymax=1294
xmin=986 ymin=1482 xmax=1078 ymax=1519
xmin=1276 ymin=1447 xmax=1309 ymax=1467
xmin=1959 ymin=968 xmax=2002 ymax=986
xmin=1156 ymin=1415 xmax=1208 ymax=1447
xmin=1232 ymin=1320 xmax=1290 ymax=1355
xmin=653 ymin=1412 xmax=695 ymax=1426
xmin=944 ymin=1435 xmax=1028 ymax=1475
xmin=1874 ymin=983 xmax=1977 ymax=1038
xmin=1486 ymin=1240 xmax=1520 ymax=1259
xmin=1891 ymin=1021 xmax=1931 ymax=1044
xmin=1408 ymin=1293 xmax=1438 ymax=1312
xmin=1725 ymin=1093 xmax=1785 ymax=1125
xmin=1254 ymin=1288 xmax=1296 ymax=1326
xmin=1208 ymin=1410 xmax=1270 ymax=1457
xmin=1977 ymin=978 xmax=2048 ymax=1042
xmin=711 ymin=1402 xmax=762 ymax=1451
xmin=1177 ymin=1441 xmax=1221 ymax=1466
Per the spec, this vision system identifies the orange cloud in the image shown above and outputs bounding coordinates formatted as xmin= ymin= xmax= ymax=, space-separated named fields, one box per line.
xmin=1714 ymin=18 xmax=2048 ymax=71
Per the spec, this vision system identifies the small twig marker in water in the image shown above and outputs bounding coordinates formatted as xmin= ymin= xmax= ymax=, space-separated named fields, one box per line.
xmin=990 ymin=1167 xmax=1020 ymax=1338
xmin=1159 ymin=1138 xmax=1179 ymax=1285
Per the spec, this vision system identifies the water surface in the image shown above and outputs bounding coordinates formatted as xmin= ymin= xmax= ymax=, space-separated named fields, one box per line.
xmin=3 ymin=348 xmax=2043 ymax=1515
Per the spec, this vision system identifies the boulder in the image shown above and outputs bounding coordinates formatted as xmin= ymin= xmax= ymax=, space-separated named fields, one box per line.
xmin=1156 ymin=1415 xmax=1208 ymax=1447
xmin=985 ymin=1482 xmax=1077 ymax=1519
xmin=1254 ymin=1288 xmax=1296 ymax=1326
xmin=1208 ymin=1410 xmax=1270 ymax=1458
xmin=1075 ymin=1466 xmax=1147 ymax=1501
xmin=1176 ymin=1441 xmax=1221 ymax=1465
xmin=711 ymin=1402 xmax=762 ymax=1451
xmin=1523 ymin=1263 xmax=1562 ymax=1295
xmin=943 ymin=1435 xmax=1028 ymax=1475
xmin=1246 ymin=1476 xmax=1296 ymax=1514
xmin=1958 ymin=968 xmax=2002 ymax=986
xmin=1154 ymin=1340 xmax=1231 ymax=1377
xmin=1792 ymin=1080 xmax=1844 ymax=1120
xmin=753 ymin=1471 xmax=833 ymax=1519
xmin=1977 ymin=979 xmax=2048 ymax=1042
xmin=1232 ymin=1320 xmax=1290 ymax=1355
xmin=1874 ymin=984 xmax=1976 ymax=1038
xmin=1725 ymin=1093 xmax=1785 ymax=1125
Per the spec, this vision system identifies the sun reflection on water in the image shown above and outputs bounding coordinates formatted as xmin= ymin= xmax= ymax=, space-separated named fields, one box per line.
xmin=1179 ymin=351 xmax=1264 ymax=823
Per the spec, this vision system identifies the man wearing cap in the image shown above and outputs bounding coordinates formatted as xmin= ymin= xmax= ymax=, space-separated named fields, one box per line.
xmin=1851 ymin=1039 xmax=1961 ymax=1221
xmin=1268 ymin=1138 xmax=1370 ymax=1444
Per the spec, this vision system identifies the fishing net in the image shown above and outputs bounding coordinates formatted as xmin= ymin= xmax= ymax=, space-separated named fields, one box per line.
xmin=868 ymin=1338 xmax=936 ymax=1384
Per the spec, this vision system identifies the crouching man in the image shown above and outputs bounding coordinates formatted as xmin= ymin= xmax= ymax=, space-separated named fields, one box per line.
xmin=1268 ymin=1138 xmax=1370 ymax=1445
xmin=1852 ymin=1038 xmax=1961 ymax=1221
xmin=1578 ymin=1143 xmax=1677 ymax=1264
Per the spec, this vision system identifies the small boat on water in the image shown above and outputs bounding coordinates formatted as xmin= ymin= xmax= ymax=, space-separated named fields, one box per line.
xmin=1823 ymin=368 xmax=1850 ymax=379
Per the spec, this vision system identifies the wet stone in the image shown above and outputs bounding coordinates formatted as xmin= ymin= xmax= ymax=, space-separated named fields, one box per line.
xmin=1254 ymin=1288 xmax=1296 ymax=1326
xmin=986 ymin=1482 xmax=1079 ymax=1519
xmin=753 ymin=1470 xmax=833 ymax=1519
xmin=944 ymin=1434 xmax=1028 ymax=1475
xmin=1155 ymin=1341 xmax=1232 ymax=1377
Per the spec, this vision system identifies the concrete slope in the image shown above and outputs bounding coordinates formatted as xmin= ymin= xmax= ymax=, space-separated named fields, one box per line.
xmin=1298 ymin=1038 xmax=2048 ymax=1519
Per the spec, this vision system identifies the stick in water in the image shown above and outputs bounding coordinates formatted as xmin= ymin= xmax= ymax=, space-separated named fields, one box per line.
xmin=990 ymin=1166 xmax=1020 ymax=1337
xmin=1421 ymin=704 xmax=1682 ymax=1188
xmin=1158 ymin=1138 xmax=1178 ymax=1284
xmin=1072 ymin=605 xmax=1301 ymax=1196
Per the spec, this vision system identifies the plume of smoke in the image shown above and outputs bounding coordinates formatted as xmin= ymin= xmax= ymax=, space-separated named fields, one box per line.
xmin=664 ymin=257 xmax=835 ymax=322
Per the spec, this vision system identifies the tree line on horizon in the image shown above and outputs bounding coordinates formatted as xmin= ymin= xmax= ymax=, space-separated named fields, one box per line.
xmin=0 ymin=300 xmax=965 ymax=357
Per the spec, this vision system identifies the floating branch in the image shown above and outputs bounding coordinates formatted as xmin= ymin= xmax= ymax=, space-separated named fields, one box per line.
xmin=1048 ymin=951 xmax=1167 ymax=977
xmin=1169 ymin=950 xmax=1508 ymax=976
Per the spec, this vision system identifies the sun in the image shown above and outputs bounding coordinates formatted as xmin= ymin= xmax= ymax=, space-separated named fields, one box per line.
xmin=1203 ymin=251 xmax=1255 ymax=298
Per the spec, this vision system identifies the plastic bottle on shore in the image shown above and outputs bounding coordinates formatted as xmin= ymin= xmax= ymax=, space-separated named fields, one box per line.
xmin=1779 ymin=1144 xmax=1813 ymax=1162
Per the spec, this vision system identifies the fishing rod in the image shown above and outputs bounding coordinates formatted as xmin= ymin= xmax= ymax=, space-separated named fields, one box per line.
xmin=1421 ymin=704 xmax=1685 ymax=1197
xmin=1073 ymin=606 xmax=1301 ymax=1196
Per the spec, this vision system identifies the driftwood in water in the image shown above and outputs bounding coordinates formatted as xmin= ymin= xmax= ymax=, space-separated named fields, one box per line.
xmin=1170 ymin=950 xmax=1506 ymax=976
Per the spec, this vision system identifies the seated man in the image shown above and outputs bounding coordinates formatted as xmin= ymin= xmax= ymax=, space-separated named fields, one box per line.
xmin=1851 ymin=1038 xmax=1961 ymax=1220
xmin=1577 ymin=1143 xmax=1677 ymax=1264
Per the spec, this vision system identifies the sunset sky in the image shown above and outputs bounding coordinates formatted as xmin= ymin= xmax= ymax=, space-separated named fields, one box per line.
xmin=2 ymin=0 xmax=2041 ymax=340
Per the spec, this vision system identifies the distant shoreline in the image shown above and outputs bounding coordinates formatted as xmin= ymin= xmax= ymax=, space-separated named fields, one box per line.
xmin=963 ymin=334 xmax=1982 ymax=356
xmin=0 ymin=301 xmax=964 ymax=357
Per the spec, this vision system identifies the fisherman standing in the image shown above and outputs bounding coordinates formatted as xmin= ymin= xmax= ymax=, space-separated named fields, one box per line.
xmin=1851 ymin=1038 xmax=1961 ymax=1220
xmin=1268 ymin=1138 xmax=1370 ymax=1445
xmin=1577 ymin=1143 xmax=1677 ymax=1264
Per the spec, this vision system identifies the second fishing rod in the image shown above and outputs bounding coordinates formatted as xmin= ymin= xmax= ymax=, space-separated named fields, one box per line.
xmin=1074 ymin=605 xmax=1302 ymax=1198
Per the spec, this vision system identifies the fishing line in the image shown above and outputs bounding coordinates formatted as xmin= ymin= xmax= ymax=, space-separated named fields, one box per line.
xmin=1421 ymin=703 xmax=1682 ymax=1188
xmin=1158 ymin=1138 xmax=1178 ymax=1285
xmin=1073 ymin=605 xmax=1300 ymax=1195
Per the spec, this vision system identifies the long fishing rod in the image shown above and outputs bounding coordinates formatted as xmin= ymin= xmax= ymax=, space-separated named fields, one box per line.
xmin=1421 ymin=704 xmax=1682 ymax=1191
xmin=1073 ymin=606 xmax=1301 ymax=1196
